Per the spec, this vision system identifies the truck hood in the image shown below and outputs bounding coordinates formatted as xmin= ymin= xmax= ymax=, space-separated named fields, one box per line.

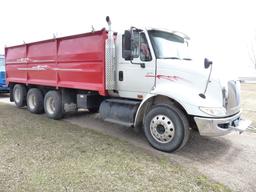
xmin=156 ymin=58 xmax=236 ymax=89
xmin=154 ymin=59 xmax=240 ymax=116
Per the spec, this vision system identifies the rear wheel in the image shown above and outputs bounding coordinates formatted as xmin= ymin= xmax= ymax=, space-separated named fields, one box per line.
xmin=13 ymin=84 xmax=27 ymax=108
xmin=143 ymin=104 xmax=190 ymax=152
xmin=27 ymin=88 xmax=44 ymax=114
xmin=44 ymin=90 xmax=63 ymax=119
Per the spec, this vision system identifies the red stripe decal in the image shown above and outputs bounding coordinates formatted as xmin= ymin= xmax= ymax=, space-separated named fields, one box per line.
xmin=145 ymin=74 xmax=189 ymax=82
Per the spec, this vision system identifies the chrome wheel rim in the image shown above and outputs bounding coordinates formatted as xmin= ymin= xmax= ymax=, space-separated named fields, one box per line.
xmin=150 ymin=115 xmax=175 ymax=143
xmin=46 ymin=96 xmax=55 ymax=115
xmin=28 ymin=94 xmax=36 ymax=110
xmin=14 ymin=88 xmax=21 ymax=103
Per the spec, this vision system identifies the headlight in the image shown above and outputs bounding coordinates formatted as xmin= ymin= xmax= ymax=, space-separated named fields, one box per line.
xmin=199 ymin=106 xmax=226 ymax=116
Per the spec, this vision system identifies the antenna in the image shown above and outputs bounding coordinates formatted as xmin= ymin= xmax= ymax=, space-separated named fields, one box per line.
xmin=91 ymin=25 xmax=95 ymax=32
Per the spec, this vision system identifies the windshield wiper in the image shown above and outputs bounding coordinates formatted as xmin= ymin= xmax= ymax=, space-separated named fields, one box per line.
xmin=160 ymin=57 xmax=181 ymax=60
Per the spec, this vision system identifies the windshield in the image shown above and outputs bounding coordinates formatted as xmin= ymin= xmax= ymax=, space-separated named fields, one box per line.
xmin=148 ymin=30 xmax=191 ymax=60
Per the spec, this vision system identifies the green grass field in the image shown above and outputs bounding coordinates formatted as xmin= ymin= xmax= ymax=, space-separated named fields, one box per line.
xmin=241 ymin=83 xmax=256 ymax=129
xmin=0 ymin=103 xmax=230 ymax=192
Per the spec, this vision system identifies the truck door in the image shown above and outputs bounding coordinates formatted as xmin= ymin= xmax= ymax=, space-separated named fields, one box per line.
xmin=116 ymin=30 xmax=156 ymax=99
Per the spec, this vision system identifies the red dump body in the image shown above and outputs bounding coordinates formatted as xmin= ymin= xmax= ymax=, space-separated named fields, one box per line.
xmin=5 ymin=29 xmax=108 ymax=96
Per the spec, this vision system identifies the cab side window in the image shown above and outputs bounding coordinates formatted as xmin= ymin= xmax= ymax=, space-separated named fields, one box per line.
xmin=122 ymin=31 xmax=152 ymax=61
xmin=140 ymin=33 xmax=152 ymax=61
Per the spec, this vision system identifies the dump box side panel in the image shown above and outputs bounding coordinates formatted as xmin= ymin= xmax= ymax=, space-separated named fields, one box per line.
xmin=27 ymin=41 xmax=57 ymax=87
xmin=5 ymin=46 xmax=27 ymax=84
xmin=57 ymin=32 xmax=106 ymax=93
xmin=6 ymin=30 xmax=107 ymax=95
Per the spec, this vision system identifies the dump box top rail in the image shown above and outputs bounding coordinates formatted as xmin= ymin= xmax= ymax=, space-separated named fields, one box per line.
xmin=5 ymin=29 xmax=108 ymax=95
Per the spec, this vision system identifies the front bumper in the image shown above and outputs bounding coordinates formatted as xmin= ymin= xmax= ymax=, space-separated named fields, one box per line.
xmin=194 ymin=112 xmax=251 ymax=137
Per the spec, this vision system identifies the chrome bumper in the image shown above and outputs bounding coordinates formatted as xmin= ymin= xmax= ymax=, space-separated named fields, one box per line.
xmin=194 ymin=112 xmax=251 ymax=137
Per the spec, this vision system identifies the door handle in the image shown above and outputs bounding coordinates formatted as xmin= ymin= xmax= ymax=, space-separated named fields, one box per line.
xmin=130 ymin=61 xmax=145 ymax=68
xmin=119 ymin=71 xmax=123 ymax=81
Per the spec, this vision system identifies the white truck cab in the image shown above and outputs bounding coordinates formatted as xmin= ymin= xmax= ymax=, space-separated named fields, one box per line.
xmin=102 ymin=20 xmax=251 ymax=152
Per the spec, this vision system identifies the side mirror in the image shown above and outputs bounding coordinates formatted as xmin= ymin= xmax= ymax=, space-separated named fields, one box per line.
xmin=122 ymin=30 xmax=133 ymax=60
xmin=204 ymin=58 xmax=213 ymax=69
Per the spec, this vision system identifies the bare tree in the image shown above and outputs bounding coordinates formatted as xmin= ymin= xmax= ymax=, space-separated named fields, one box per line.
xmin=248 ymin=31 xmax=256 ymax=69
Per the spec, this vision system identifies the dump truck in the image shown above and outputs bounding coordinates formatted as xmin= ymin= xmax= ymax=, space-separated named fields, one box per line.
xmin=5 ymin=17 xmax=251 ymax=152
xmin=0 ymin=55 xmax=9 ymax=92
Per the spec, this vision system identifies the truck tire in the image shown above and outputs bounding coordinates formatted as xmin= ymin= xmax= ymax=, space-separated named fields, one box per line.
xmin=27 ymin=88 xmax=44 ymax=114
xmin=13 ymin=84 xmax=27 ymax=108
xmin=44 ymin=90 xmax=63 ymax=119
xmin=143 ymin=104 xmax=190 ymax=152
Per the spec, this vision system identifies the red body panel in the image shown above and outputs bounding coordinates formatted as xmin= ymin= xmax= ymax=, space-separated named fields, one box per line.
xmin=5 ymin=29 xmax=108 ymax=96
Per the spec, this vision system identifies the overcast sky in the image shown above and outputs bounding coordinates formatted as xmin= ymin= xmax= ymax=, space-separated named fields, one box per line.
xmin=1 ymin=0 xmax=256 ymax=75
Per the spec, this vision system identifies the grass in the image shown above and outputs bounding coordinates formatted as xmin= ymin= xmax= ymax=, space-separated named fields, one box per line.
xmin=241 ymin=83 xmax=256 ymax=130
xmin=0 ymin=103 xmax=230 ymax=192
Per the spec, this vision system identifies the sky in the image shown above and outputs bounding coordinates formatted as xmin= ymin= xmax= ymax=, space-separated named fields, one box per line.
xmin=1 ymin=0 xmax=256 ymax=76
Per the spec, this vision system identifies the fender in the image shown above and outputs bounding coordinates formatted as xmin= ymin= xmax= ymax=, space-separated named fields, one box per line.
xmin=134 ymin=82 xmax=222 ymax=127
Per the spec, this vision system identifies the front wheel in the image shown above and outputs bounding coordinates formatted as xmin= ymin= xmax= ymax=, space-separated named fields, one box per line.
xmin=143 ymin=105 xmax=190 ymax=152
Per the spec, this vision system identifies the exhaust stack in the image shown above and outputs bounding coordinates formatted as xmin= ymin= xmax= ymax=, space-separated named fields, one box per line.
xmin=105 ymin=16 xmax=115 ymax=90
